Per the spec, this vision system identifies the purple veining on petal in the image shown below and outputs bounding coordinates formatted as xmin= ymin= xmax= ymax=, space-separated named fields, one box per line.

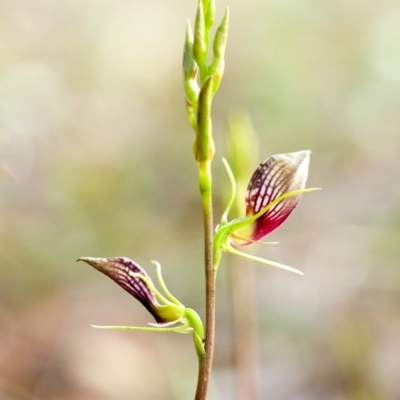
xmin=243 ymin=150 xmax=310 ymax=243
xmin=78 ymin=257 xmax=166 ymax=323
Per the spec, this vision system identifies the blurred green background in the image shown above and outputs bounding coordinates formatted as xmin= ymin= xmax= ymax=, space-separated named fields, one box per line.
xmin=1 ymin=0 xmax=400 ymax=399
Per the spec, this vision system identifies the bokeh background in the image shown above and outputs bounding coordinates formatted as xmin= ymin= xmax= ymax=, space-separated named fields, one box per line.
xmin=1 ymin=0 xmax=400 ymax=399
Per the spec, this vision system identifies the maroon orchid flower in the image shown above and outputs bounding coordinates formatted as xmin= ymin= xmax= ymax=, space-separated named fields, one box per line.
xmin=77 ymin=257 xmax=205 ymax=352
xmin=214 ymin=150 xmax=318 ymax=274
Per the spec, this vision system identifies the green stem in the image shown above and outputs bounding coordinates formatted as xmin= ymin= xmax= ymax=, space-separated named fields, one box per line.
xmin=194 ymin=160 xmax=215 ymax=400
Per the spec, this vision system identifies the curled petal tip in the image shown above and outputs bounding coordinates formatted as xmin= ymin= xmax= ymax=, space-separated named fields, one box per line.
xmin=77 ymin=257 xmax=93 ymax=263
xmin=77 ymin=256 xmax=103 ymax=263
xmin=76 ymin=257 xmax=110 ymax=273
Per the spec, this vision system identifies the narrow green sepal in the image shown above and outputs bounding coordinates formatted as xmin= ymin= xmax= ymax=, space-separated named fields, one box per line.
xmin=91 ymin=322 xmax=192 ymax=334
xmin=220 ymin=157 xmax=236 ymax=225
xmin=208 ymin=8 xmax=229 ymax=78
xmin=224 ymin=243 xmax=304 ymax=275
xmin=183 ymin=22 xmax=200 ymax=126
xmin=183 ymin=21 xmax=197 ymax=81
xmin=151 ymin=260 xmax=183 ymax=306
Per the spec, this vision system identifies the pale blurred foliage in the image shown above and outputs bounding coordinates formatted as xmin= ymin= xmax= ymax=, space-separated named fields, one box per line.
xmin=0 ymin=0 xmax=399 ymax=399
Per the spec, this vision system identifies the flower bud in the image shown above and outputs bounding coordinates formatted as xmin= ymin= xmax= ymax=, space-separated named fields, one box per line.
xmin=183 ymin=22 xmax=200 ymax=130
xmin=205 ymin=0 xmax=215 ymax=30
xmin=208 ymin=8 xmax=229 ymax=80
xmin=193 ymin=0 xmax=207 ymax=68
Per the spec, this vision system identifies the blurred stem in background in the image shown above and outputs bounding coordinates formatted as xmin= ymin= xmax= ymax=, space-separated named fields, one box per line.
xmin=227 ymin=112 xmax=260 ymax=400
xmin=328 ymin=311 xmax=388 ymax=400
xmin=0 ymin=133 xmax=10 ymax=180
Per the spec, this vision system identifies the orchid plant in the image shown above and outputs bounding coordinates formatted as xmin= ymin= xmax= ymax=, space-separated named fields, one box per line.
xmin=78 ymin=1 xmax=318 ymax=399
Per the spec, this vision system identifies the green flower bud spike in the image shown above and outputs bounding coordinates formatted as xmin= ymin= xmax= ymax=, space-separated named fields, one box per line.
xmin=183 ymin=21 xmax=200 ymax=130
xmin=77 ymin=257 xmax=205 ymax=356
xmin=214 ymin=151 xmax=320 ymax=275
xmin=193 ymin=0 xmax=207 ymax=79
xmin=184 ymin=2 xmax=228 ymax=163
xmin=208 ymin=8 xmax=229 ymax=95
xmin=0 ymin=134 xmax=11 ymax=180
xmin=205 ymin=0 xmax=215 ymax=32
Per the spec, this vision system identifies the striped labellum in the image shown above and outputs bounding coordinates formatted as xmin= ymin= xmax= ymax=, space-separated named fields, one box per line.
xmin=234 ymin=150 xmax=310 ymax=245
xmin=78 ymin=257 xmax=182 ymax=324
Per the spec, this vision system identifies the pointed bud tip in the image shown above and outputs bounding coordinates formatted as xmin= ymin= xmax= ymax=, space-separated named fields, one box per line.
xmin=77 ymin=257 xmax=98 ymax=264
xmin=77 ymin=257 xmax=110 ymax=272
xmin=286 ymin=150 xmax=311 ymax=162
xmin=185 ymin=20 xmax=194 ymax=38
xmin=224 ymin=6 xmax=230 ymax=18
xmin=278 ymin=150 xmax=311 ymax=183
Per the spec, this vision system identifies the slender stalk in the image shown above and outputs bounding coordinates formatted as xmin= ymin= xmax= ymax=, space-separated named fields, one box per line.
xmin=194 ymin=160 xmax=215 ymax=400
xmin=186 ymin=2 xmax=227 ymax=397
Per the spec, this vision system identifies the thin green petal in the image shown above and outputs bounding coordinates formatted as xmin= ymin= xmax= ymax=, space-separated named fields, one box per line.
xmin=225 ymin=244 xmax=304 ymax=275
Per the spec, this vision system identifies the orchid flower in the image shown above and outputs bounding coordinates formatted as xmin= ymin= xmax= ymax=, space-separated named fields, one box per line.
xmin=77 ymin=257 xmax=205 ymax=355
xmin=214 ymin=150 xmax=319 ymax=274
